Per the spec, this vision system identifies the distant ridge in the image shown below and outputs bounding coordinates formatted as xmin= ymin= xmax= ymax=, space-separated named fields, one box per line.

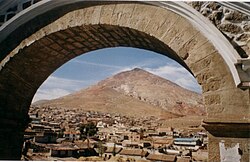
xmin=32 ymin=99 xmax=50 ymax=106
xmin=37 ymin=68 xmax=205 ymax=118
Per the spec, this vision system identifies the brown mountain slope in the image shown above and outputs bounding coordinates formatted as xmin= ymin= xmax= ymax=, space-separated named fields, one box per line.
xmin=96 ymin=68 xmax=205 ymax=116
xmin=38 ymin=68 xmax=205 ymax=117
xmin=38 ymin=85 xmax=179 ymax=119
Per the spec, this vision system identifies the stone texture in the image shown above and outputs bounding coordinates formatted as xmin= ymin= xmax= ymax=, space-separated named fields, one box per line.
xmin=204 ymin=94 xmax=221 ymax=105
xmin=243 ymin=24 xmax=250 ymax=32
xmin=236 ymin=33 xmax=250 ymax=42
xmin=218 ymin=23 xmax=243 ymax=34
xmin=225 ymin=11 xmax=249 ymax=22
xmin=208 ymin=11 xmax=223 ymax=25
xmin=188 ymin=2 xmax=204 ymax=11
xmin=206 ymin=2 xmax=221 ymax=11
xmin=208 ymin=135 xmax=250 ymax=162
xmin=187 ymin=1 xmax=250 ymax=56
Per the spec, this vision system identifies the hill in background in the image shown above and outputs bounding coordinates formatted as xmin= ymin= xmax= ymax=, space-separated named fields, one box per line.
xmin=36 ymin=68 xmax=205 ymax=121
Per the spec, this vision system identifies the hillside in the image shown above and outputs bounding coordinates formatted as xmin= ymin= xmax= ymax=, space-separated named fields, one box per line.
xmin=96 ymin=68 xmax=205 ymax=116
xmin=37 ymin=68 xmax=205 ymax=118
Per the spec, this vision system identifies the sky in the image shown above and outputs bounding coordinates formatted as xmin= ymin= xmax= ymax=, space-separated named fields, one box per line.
xmin=32 ymin=47 xmax=202 ymax=103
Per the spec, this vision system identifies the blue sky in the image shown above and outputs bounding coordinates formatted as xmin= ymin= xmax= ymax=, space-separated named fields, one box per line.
xmin=32 ymin=47 xmax=202 ymax=102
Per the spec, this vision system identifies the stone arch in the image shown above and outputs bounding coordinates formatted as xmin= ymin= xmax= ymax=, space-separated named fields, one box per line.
xmin=0 ymin=2 xmax=249 ymax=161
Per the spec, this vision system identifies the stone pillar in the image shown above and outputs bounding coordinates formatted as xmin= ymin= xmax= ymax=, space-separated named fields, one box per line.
xmin=203 ymin=120 xmax=250 ymax=161
xmin=0 ymin=115 xmax=29 ymax=159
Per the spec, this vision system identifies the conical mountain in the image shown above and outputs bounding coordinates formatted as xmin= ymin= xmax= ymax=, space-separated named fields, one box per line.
xmin=38 ymin=68 xmax=205 ymax=118
xmin=97 ymin=68 xmax=205 ymax=115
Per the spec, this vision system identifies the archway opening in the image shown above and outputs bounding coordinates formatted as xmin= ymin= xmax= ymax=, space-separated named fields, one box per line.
xmin=27 ymin=47 xmax=207 ymax=161
xmin=32 ymin=47 xmax=202 ymax=102
xmin=0 ymin=20 xmax=230 ymax=160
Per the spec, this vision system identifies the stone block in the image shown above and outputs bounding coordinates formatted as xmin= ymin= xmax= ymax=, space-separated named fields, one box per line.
xmin=50 ymin=43 xmax=62 ymax=51
xmin=202 ymin=79 xmax=221 ymax=92
xmin=206 ymin=2 xmax=221 ymax=11
xmin=99 ymin=4 xmax=116 ymax=24
xmin=120 ymin=4 xmax=139 ymax=27
xmin=225 ymin=11 xmax=249 ymax=22
xmin=110 ymin=4 xmax=136 ymax=26
xmin=73 ymin=42 xmax=84 ymax=48
xmin=186 ymin=39 xmax=216 ymax=66
xmin=243 ymin=24 xmax=250 ymax=32
xmin=188 ymin=2 xmax=204 ymax=11
xmin=169 ymin=26 xmax=199 ymax=56
xmin=208 ymin=11 xmax=223 ymax=25
xmin=160 ymin=17 xmax=187 ymax=45
xmin=55 ymin=32 xmax=67 ymax=39
xmin=144 ymin=8 xmax=180 ymax=38
xmin=189 ymin=55 xmax=212 ymax=75
xmin=207 ymin=135 xmax=221 ymax=161
xmin=73 ymin=49 xmax=84 ymax=55
xmin=218 ymin=23 xmax=243 ymax=34
xmin=205 ymin=89 xmax=249 ymax=120
xmin=128 ymin=5 xmax=156 ymax=32
xmin=236 ymin=33 xmax=250 ymax=42
xmin=39 ymin=37 xmax=54 ymax=46
xmin=219 ymin=88 xmax=249 ymax=108
xmin=64 ymin=44 xmax=76 ymax=50
xmin=90 ymin=6 xmax=102 ymax=24
xmin=195 ymin=70 xmax=214 ymax=85
xmin=204 ymin=94 xmax=221 ymax=105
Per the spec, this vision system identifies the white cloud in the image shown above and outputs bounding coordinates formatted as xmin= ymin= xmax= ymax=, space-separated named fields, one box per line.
xmin=175 ymin=78 xmax=201 ymax=93
xmin=73 ymin=59 xmax=123 ymax=69
xmin=32 ymin=76 xmax=97 ymax=103
xmin=32 ymin=88 xmax=70 ymax=103
xmin=144 ymin=66 xmax=202 ymax=93
xmin=40 ymin=76 xmax=89 ymax=90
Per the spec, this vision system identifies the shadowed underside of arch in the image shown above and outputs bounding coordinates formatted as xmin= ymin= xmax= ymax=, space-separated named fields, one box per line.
xmin=0 ymin=2 xmax=249 ymax=161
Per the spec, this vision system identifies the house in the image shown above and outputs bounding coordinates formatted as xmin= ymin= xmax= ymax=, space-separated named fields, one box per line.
xmin=128 ymin=132 xmax=141 ymax=142
xmin=97 ymin=127 xmax=113 ymax=140
xmin=63 ymin=131 xmax=81 ymax=141
xmin=108 ymin=134 xmax=120 ymax=143
xmin=145 ymin=129 xmax=158 ymax=137
xmin=75 ymin=140 xmax=99 ymax=157
xmin=157 ymin=127 xmax=173 ymax=137
xmin=48 ymin=122 xmax=61 ymax=129
xmin=103 ymin=147 xmax=122 ymax=160
xmin=153 ymin=137 xmax=173 ymax=149
xmin=122 ymin=140 xmax=141 ymax=148
xmin=141 ymin=141 xmax=152 ymax=148
xmin=174 ymin=138 xmax=201 ymax=147
xmin=24 ymin=128 xmax=38 ymax=138
xmin=173 ymin=138 xmax=201 ymax=151
xmin=31 ymin=124 xmax=52 ymax=132
xmin=146 ymin=153 xmax=177 ymax=162
xmin=30 ymin=114 xmax=41 ymax=124
xmin=119 ymin=149 xmax=149 ymax=160
xmin=176 ymin=157 xmax=191 ymax=162
xmin=50 ymin=145 xmax=79 ymax=157
xmin=32 ymin=142 xmax=50 ymax=153
xmin=34 ymin=131 xmax=57 ymax=143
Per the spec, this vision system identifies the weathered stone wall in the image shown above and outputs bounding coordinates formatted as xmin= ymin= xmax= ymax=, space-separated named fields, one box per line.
xmin=0 ymin=2 xmax=249 ymax=161
xmin=1 ymin=1 xmax=249 ymax=58
xmin=188 ymin=2 xmax=250 ymax=57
